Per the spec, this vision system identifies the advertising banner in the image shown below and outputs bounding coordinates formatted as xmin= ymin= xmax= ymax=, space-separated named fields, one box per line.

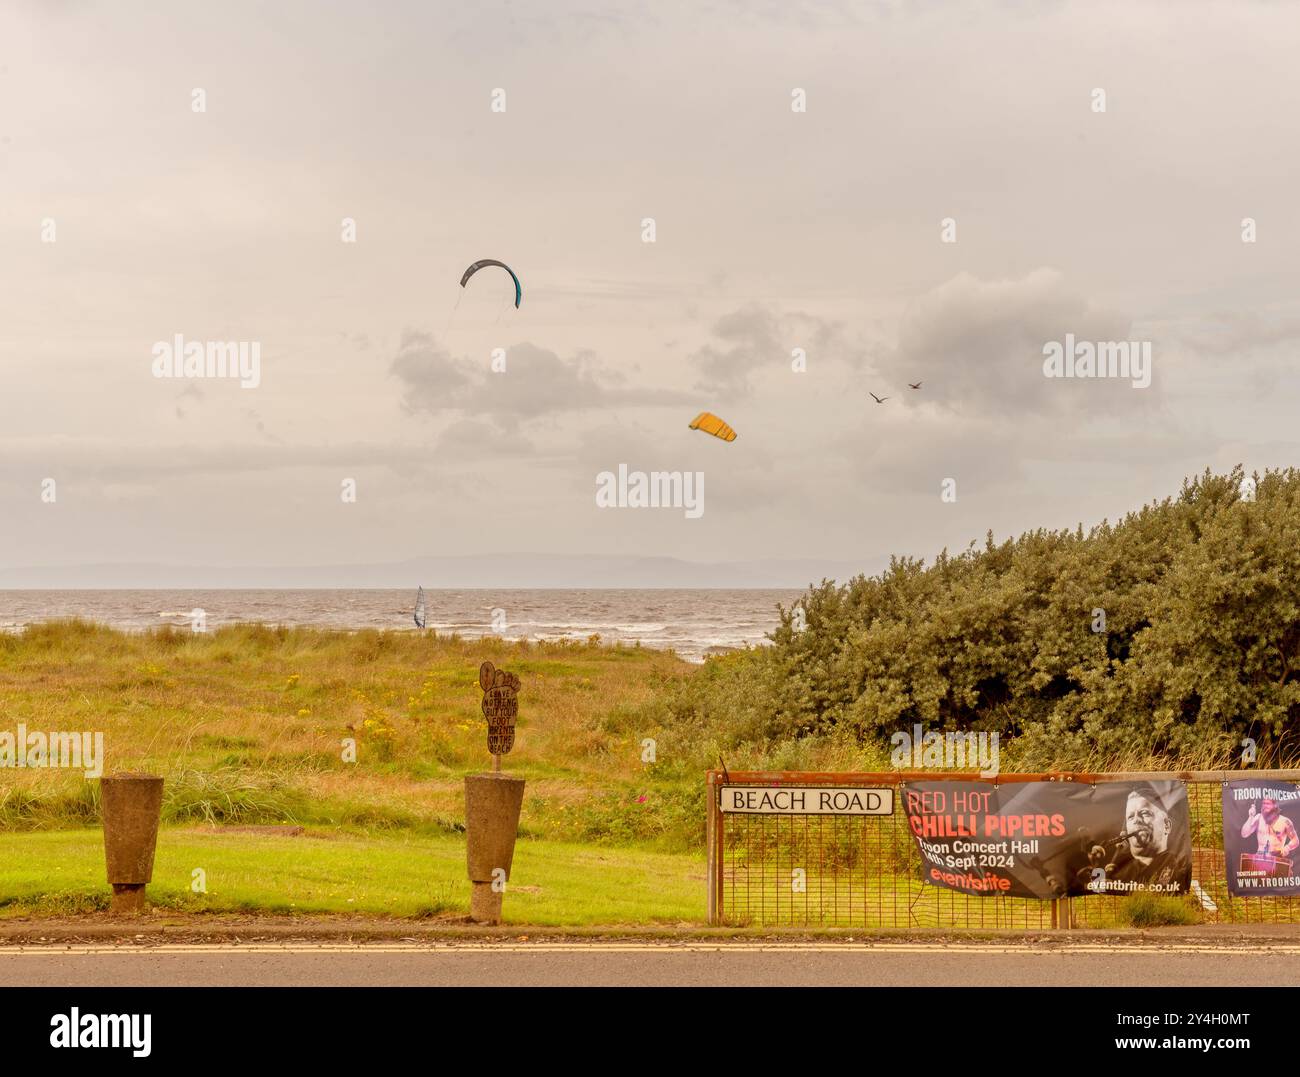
xmin=903 ymin=780 xmax=1192 ymax=898
xmin=1222 ymin=779 xmax=1300 ymax=895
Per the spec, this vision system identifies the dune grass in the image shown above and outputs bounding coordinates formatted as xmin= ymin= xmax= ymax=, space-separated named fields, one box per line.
xmin=0 ymin=622 xmax=714 ymax=922
xmin=0 ymin=621 xmax=701 ymax=847
xmin=0 ymin=827 xmax=706 ymax=924
xmin=1121 ymin=892 xmax=1200 ymax=928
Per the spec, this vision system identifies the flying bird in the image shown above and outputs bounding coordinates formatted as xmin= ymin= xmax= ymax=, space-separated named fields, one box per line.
xmin=908 ymin=382 xmax=922 ymax=390
xmin=869 ymin=392 xmax=889 ymax=404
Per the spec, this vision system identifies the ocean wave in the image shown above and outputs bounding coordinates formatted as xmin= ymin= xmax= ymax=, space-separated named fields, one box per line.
xmin=0 ymin=589 xmax=791 ymax=664
xmin=500 ymin=621 xmax=669 ymax=633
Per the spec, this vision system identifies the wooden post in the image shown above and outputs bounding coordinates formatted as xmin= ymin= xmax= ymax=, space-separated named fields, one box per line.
xmin=706 ymin=772 xmax=718 ymax=925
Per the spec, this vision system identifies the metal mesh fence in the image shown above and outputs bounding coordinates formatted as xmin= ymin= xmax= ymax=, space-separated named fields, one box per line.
xmin=707 ymin=770 xmax=1300 ymax=929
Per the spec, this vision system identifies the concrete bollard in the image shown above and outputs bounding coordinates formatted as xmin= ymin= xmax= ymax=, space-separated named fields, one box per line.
xmin=100 ymin=773 xmax=165 ymax=916
xmin=465 ymin=773 xmax=526 ymax=924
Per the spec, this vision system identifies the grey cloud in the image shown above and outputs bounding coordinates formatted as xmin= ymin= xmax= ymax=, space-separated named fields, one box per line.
xmin=390 ymin=331 xmax=477 ymax=415
xmin=690 ymin=304 xmax=781 ymax=397
xmin=689 ymin=304 xmax=876 ymax=397
xmin=391 ymin=335 xmax=689 ymax=427
xmin=878 ymin=270 xmax=1156 ymax=416
xmin=432 ymin=419 xmax=543 ymax=460
xmin=463 ymin=344 xmax=620 ymax=422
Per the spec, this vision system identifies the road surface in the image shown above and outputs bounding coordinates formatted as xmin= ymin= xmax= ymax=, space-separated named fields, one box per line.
xmin=3 ymin=941 xmax=1298 ymax=986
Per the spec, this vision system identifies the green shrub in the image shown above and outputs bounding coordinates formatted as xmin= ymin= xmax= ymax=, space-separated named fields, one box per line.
xmin=663 ymin=466 xmax=1300 ymax=772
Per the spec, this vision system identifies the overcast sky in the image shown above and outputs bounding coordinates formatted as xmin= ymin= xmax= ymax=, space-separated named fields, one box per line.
xmin=2 ymin=0 xmax=1297 ymax=585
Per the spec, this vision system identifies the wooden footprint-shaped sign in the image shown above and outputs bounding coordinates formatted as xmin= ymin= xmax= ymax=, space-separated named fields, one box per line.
xmin=479 ymin=661 xmax=519 ymax=757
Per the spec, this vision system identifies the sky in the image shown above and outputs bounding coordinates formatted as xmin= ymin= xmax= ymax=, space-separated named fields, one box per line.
xmin=1 ymin=0 xmax=1297 ymax=585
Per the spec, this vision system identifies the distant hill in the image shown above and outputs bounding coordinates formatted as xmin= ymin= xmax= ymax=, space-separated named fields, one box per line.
xmin=0 ymin=553 xmax=884 ymax=590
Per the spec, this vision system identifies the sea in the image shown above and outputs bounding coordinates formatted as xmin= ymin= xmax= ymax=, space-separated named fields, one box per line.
xmin=0 ymin=589 xmax=803 ymax=663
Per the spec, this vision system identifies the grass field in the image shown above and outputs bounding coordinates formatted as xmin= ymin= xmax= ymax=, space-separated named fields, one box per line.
xmin=0 ymin=828 xmax=706 ymax=924
xmin=0 ymin=622 xmax=721 ymax=922
xmin=0 ymin=621 xmax=703 ymax=848
xmin=0 ymin=622 xmax=1228 ymax=928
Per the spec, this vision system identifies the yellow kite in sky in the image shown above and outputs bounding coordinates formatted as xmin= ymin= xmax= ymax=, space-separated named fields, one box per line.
xmin=688 ymin=412 xmax=737 ymax=442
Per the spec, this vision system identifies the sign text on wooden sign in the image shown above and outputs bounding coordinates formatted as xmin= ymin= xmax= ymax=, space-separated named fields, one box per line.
xmin=720 ymin=786 xmax=894 ymax=816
